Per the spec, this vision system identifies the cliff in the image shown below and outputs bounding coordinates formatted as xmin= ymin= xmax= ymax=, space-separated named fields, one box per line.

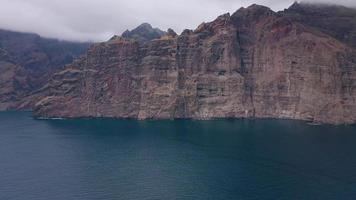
xmin=0 ymin=29 xmax=90 ymax=110
xmin=34 ymin=3 xmax=356 ymax=124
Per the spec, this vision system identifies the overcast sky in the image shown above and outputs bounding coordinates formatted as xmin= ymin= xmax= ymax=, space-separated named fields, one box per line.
xmin=0 ymin=0 xmax=355 ymax=42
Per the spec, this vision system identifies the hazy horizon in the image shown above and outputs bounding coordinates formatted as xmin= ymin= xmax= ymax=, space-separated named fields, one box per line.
xmin=0 ymin=0 xmax=355 ymax=42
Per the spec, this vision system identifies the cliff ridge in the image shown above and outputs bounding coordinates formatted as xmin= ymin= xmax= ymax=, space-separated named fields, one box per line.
xmin=33 ymin=3 xmax=356 ymax=124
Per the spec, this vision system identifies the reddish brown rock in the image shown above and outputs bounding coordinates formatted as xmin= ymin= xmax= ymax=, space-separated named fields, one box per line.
xmin=0 ymin=29 xmax=90 ymax=110
xmin=34 ymin=3 xmax=356 ymax=124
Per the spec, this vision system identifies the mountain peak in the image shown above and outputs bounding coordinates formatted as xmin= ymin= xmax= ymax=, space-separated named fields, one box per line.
xmin=246 ymin=4 xmax=271 ymax=11
xmin=231 ymin=4 xmax=275 ymax=25
xmin=121 ymin=23 xmax=166 ymax=43
xmin=166 ymin=28 xmax=177 ymax=37
xmin=137 ymin=23 xmax=153 ymax=29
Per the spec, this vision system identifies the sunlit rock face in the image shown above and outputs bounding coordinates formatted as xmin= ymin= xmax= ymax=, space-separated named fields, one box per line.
xmin=34 ymin=3 xmax=356 ymax=124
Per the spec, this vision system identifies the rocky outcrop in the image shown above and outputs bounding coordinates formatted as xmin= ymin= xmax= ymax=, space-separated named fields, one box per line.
xmin=34 ymin=3 xmax=356 ymax=124
xmin=0 ymin=29 xmax=90 ymax=110
xmin=122 ymin=23 xmax=166 ymax=43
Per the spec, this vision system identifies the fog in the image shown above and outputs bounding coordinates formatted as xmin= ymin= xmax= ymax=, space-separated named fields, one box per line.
xmin=0 ymin=0 xmax=355 ymax=42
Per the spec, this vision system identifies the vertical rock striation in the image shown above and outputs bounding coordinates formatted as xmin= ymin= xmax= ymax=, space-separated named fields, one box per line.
xmin=34 ymin=3 xmax=356 ymax=124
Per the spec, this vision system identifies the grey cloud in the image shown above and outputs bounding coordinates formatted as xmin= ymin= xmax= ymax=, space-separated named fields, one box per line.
xmin=0 ymin=0 xmax=354 ymax=42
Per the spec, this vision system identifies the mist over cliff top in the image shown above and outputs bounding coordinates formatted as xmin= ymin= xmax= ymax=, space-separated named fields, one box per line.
xmin=0 ymin=0 xmax=355 ymax=42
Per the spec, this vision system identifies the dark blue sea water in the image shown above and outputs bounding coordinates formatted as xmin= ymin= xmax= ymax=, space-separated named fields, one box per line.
xmin=1 ymin=112 xmax=356 ymax=200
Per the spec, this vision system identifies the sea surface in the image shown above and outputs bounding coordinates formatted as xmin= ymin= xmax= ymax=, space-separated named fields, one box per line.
xmin=1 ymin=112 xmax=356 ymax=200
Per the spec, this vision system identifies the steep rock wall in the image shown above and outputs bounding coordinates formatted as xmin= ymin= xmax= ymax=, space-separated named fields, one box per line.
xmin=34 ymin=4 xmax=356 ymax=124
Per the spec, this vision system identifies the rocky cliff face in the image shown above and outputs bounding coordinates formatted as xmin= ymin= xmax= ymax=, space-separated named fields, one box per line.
xmin=0 ymin=47 xmax=21 ymax=110
xmin=0 ymin=29 xmax=90 ymax=110
xmin=284 ymin=2 xmax=356 ymax=48
xmin=34 ymin=3 xmax=356 ymax=124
